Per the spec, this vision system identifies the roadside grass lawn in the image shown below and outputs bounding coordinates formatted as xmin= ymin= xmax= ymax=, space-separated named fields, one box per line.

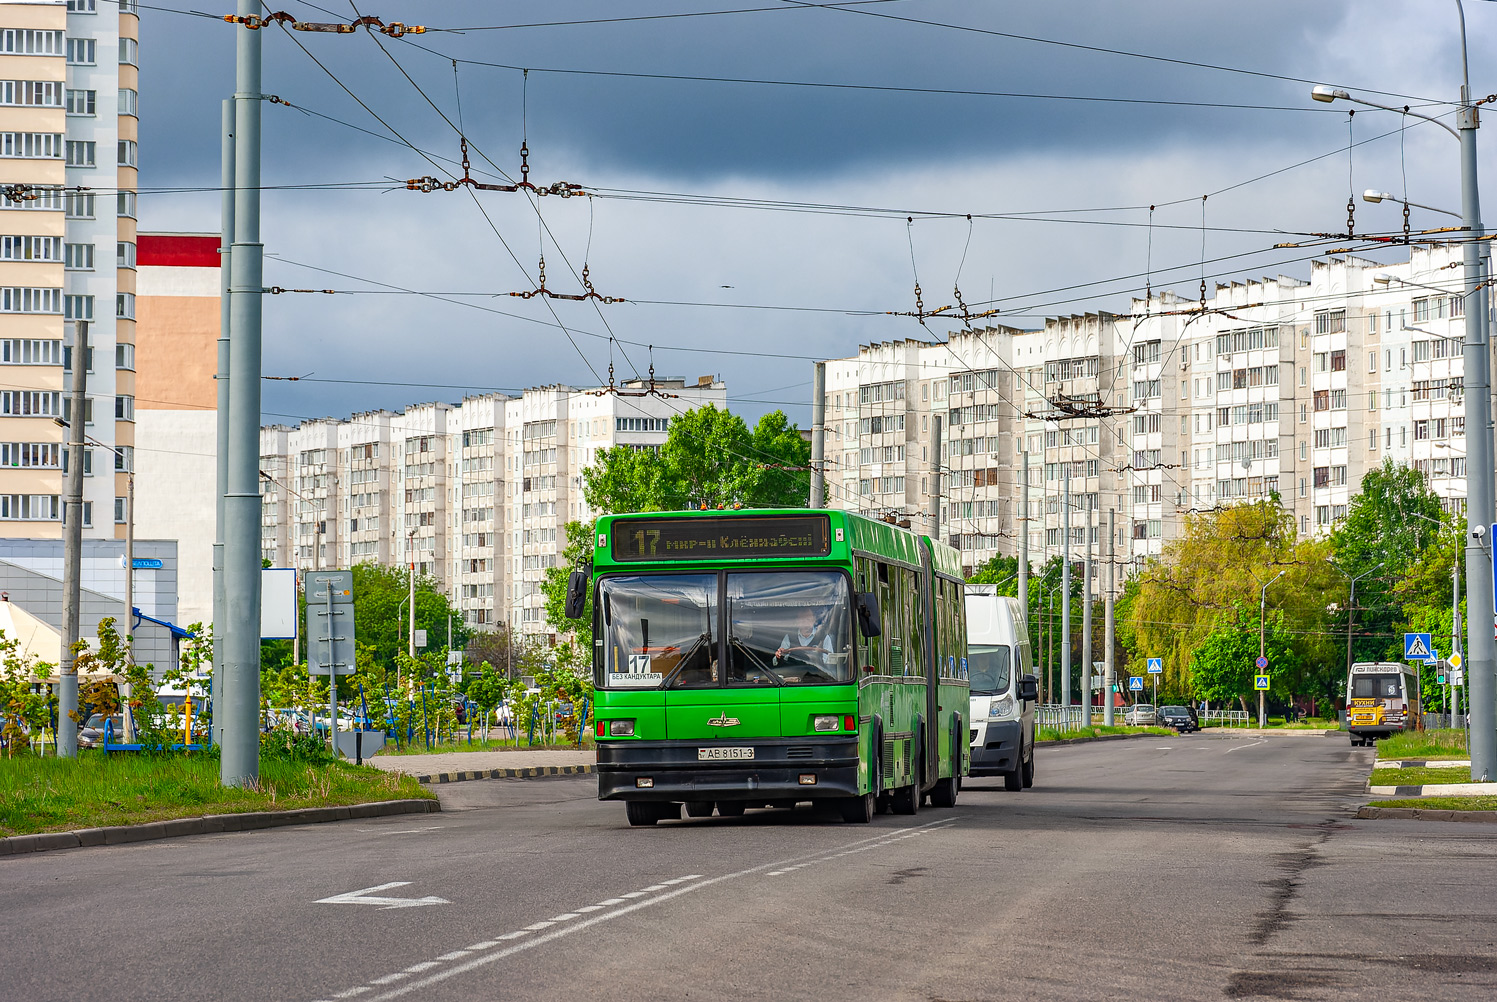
xmin=1370 ymin=765 xmax=1485 ymax=787
xmin=1369 ymin=796 xmax=1497 ymax=811
xmin=0 ymin=753 xmax=433 ymax=838
xmin=1039 ymin=725 xmax=1173 ymax=742
xmin=1375 ymin=729 xmax=1469 ymax=761
xmin=377 ymin=736 xmax=592 ymax=756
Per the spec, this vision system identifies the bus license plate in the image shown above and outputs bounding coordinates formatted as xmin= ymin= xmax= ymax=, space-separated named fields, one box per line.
xmin=699 ymin=747 xmax=754 ymax=761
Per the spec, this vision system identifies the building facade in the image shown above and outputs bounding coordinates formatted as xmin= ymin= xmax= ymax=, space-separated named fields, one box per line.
xmin=817 ymin=247 xmax=1473 ymax=589
xmin=0 ymin=0 xmax=138 ymax=542
xmin=260 ymin=376 xmax=727 ymax=640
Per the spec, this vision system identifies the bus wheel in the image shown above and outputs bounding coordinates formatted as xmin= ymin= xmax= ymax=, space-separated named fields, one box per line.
xmin=626 ymin=802 xmax=660 ymax=827
xmin=841 ymin=792 xmax=875 ymax=823
xmin=685 ymin=801 xmax=715 ymax=818
xmin=929 ymin=775 xmax=957 ymax=808
xmin=716 ymin=801 xmax=745 ymax=818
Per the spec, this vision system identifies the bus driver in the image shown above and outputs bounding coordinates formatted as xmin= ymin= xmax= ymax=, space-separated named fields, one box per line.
xmin=775 ymin=607 xmax=834 ymax=667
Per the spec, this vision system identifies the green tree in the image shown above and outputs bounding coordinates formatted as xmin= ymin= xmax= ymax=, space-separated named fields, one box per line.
xmin=968 ymin=554 xmax=1085 ymax=702
xmin=583 ymin=404 xmax=810 ymax=513
xmin=1189 ymin=603 xmax=1298 ymax=712
xmin=541 ymin=520 xmax=597 ymax=649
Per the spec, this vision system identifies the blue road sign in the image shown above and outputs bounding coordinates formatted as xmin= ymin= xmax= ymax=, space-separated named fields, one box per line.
xmin=1404 ymin=633 xmax=1433 ymax=661
xmin=1128 ymin=676 xmax=1145 ymax=691
xmin=1255 ymin=656 xmax=1268 ymax=669
xmin=1146 ymin=657 xmax=1163 ymax=674
xmin=1254 ymin=675 xmax=1270 ymax=690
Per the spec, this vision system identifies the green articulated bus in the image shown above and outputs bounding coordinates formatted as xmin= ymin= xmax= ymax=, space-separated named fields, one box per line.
xmin=568 ymin=508 xmax=970 ymax=826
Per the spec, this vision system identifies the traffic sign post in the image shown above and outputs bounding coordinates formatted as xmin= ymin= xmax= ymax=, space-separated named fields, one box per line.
xmin=1146 ymin=657 xmax=1163 ymax=707
xmin=308 ymin=571 xmax=355 ymax=756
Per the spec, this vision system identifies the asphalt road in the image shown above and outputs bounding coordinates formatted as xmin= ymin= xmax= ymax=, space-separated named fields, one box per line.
xmin=3 ymin=733 xmax=1494 ymax=1002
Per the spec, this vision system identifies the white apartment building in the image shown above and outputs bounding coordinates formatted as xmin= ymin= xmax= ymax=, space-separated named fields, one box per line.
xmin=0 ymin=0 xmax=137 ymax=541
xmin=261 ymin=376 xmax=727 ymax=641
xmin=818 ymin=246 xmax=1474 ymax=585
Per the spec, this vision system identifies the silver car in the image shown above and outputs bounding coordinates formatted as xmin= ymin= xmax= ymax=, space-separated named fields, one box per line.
xmin=1124 ymin=704 xmax=1157 ymax=726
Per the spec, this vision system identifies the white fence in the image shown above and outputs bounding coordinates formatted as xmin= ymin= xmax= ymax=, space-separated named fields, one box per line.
xmin=1036 ymin=705 xmax=1089 ymax=730
xmin=1202 ymin=709 xmax=1250 ymax=727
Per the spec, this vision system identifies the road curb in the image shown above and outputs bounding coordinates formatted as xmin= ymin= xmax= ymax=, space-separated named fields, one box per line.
xmin=414 ymin=764 xmax=595 ymax=784
xmin=1356 ymin=805 xmax=1497 ymax=823
xmin=0 ymin=799 xmax=439 ymax=858
xmin=1036 ymin=733 xmax=1165 ymax=748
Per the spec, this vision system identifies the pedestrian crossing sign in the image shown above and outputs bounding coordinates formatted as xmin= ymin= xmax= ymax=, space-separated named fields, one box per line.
xmin=1403 ymin=633 xmax=1433 ymax=661
xmin=1254 ymin=675 xmax=1270 ymax=690
xmin=1146 ymin=657 xmax=1163 ymax=674
xmin=1128 ymin=676 xmax=1144 ymax=691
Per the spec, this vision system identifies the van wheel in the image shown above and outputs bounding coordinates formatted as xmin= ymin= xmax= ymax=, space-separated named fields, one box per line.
xmin=1021 ymin=743 xmax=1035 ymax=788
xmin=1004 ymin=751 xmax=1024 ymax=791
xmin=626 ymin=802 xmax=659 ymax=827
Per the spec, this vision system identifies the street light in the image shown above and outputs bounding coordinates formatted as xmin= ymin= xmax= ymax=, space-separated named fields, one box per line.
xmin=1362 ymin=189 xmax=1462 ymax=220
xmin=1259 ymin=570 xmax=1287 ymax=729
xmin=55 ymin=417 xmax=135 ymax=740
xmin=1313 ymin=0 xmax=1495 ymax=781
xmin=1327 ymin=560 xmax=1384 ymax=694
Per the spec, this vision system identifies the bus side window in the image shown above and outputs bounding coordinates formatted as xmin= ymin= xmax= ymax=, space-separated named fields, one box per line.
xmin=902 ymin=568 xmax=922 ymax=679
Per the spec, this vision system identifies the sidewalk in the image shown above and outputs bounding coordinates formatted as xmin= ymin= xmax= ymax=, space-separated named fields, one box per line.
xmin=369 ymin=748 xmax=596 ymax=784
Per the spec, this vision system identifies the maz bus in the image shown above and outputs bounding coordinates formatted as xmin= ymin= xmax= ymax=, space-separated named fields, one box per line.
xmin=1344 ymin=661 xmax=1422 ymax=746
xmin=571 ymin=509 xmax=970 ymax=826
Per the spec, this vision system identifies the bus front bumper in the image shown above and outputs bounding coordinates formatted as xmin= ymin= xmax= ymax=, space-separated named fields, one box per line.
xmin=969 ymin=719 xmax=1020 ymax=776
xmin=597 ymin=738 xmax=860 ymax=802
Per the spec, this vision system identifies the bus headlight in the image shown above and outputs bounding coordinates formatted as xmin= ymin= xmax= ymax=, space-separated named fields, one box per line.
xmin=813 ymin=715 xmax=840 ymax=732
xmin=611 ymin=719 xmax=635 ymax=737
xmin=989 ymin=696 xmax=1013 ymax=719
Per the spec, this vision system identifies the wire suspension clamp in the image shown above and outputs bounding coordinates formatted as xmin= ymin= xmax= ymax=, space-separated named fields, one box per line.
xmin=224 ymin=12 xmax=425 ymax=36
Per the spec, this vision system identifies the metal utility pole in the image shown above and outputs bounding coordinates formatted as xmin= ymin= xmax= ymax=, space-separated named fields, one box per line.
xmin=1311 ymin=0 xmax=1493 ymax=781
xmin=122 ymin=463 xmax=134 ymax=740
xmin=1061 ymin=468 xmax=1071 ymax=707
xmin=809 ymin=361 xmax=825 ymax=508
xmin=929 ymin=415 xmax=942 ymax=539
xmin=213 ymin=97 xmax=233 ymax=748
xmin=408 ymin=529 xmax=417 ymax=660
xmin=1018 ymin=452 xmax=1029 ymax=650
xmin=1104 ymin=508 xmax=1116 ymax=726
xmin=1452 ymin=562 xmax=1461 ymax=725
xmin=1259 ymin=570 xmax=1286 ymax=729
xmin=1082 ymin=502 xmax=1092 ymax=724
xmin=57 ymin=320 xmax=88 ymax=758
xmin=221 ymin=0 xmax=264 ymax=787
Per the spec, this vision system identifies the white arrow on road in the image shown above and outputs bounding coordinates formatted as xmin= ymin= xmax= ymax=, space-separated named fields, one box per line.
xmin=316 ymin=882 xmax=450 ymax=909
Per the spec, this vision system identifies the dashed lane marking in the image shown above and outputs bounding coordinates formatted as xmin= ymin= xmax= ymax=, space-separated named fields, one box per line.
xmin=314 ymin=821 xmax=956 ymax=1002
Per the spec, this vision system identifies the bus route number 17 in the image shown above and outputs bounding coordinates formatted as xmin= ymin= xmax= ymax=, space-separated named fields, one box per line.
xmin=631 ymin=529 xmax=661 ymax=556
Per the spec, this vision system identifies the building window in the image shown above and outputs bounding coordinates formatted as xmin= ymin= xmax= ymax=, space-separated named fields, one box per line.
xmin=66 ymin=38 xmax=96 ymax=65
xmin=0 ymin=443 xmax=60 ymax=468
xmin=0 ymin=494 xmax=60 ymax=521
xmin=0 ymin=235 xmax=61 ymax=262
xmin=1 ymin=391 xmax=62 ymax=416
xmin=117 ymin=87 xmax=138 ymax=116
xmin=64 ymin=88 xmax=95 ymax=115
xmin=1 ymin=339 xmax=63 ymax=364
xmin=1330 ymin=350 xmax=1346 ymax=372
xmin=0 ymin=80 xmax=62 ymax=107
xmin=63 ymin=294 xmax=93 ymax=320
xmin=115 ymin=292 xmax=134 ymax=319
xmin=0 ymin=29 xmax=65 ymax=55
xmin=0 ymin=132 xmax=64 ymax=159
xmin=114 ymin=395 xmax=133 ymax=421
xmin=1314 ymin=309 xmax=1347 ymax=334
xmin=116 ymin=140 xmax=136 ymax=167
xmin=116 ymin=241 xmax=136 ymax=268
xmin=65 ymin=140 xmax=95 ymax=167
xmin=67 ymin=0 xmax=99 ymax=11
xmin=64 ymin=242 xmax=93 ymax=270
xmin=116 ymin=191 xmax=136 ymax=218
xmin=115 ymin=342 xmax=134 ymax=370
xmin=118 ymin=37 xmax=138 ymax=66
xmin=1 ymin=287 xmax=62 ymax=314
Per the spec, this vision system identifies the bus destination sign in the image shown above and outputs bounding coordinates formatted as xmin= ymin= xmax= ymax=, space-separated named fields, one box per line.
xmin=612 ymin=515 xmax=831 ymax=561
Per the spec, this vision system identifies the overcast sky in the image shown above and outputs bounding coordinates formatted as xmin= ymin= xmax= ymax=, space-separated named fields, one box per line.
xmin=137 ymin=1 xmax=1497 ymax=428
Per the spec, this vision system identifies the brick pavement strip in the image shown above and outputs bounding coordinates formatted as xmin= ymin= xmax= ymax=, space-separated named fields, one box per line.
xmin=0 ymin=799 xmax=439 ymax=857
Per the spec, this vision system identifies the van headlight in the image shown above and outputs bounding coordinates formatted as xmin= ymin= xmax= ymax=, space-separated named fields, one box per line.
xmin=989 ymin=696 xmax=1013 ymax=719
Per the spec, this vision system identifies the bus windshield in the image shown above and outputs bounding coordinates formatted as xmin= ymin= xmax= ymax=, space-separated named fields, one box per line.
xmin=1351 ymin=674 xmax=1403 ymax=700
xmin=967 ymin=644 xmax=1011 ymax=695
xmin=726 ymin=571 xmax=852 ymax=686
xmin=598 ymin=570 xmax=853 ymax=688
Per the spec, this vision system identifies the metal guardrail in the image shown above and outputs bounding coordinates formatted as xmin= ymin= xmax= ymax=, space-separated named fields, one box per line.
xmin=1202 ymin=709 xmax=1250 ymax=727
xmin=1036 ymin=705 xmax=1089 ymax=730
xmin=1423 ymin=713 xmax=1468 ymax=730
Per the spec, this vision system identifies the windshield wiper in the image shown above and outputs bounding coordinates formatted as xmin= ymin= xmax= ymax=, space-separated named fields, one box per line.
xmin=729 ymin=635 xmax=782 ymax=685
xmin=657 ymin=632 xmax=713 ymax=689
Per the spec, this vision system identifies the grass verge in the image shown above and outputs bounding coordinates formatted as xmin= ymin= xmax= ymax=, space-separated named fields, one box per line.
xmin=1369 ymin=796 xmax=1497 ymax=811
xmin=1370 ymin=766 xmax=1482 ymax=787
xmin=1038 ymin=725 xmax=1172 ymax=742
xmin=0 ymin=753 xmax=434 ymax=838
xmin=1375 ymin=729 xmax=1469 ymax=761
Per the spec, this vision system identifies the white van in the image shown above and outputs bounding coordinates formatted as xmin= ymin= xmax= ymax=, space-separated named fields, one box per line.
xmin=964 ymin=585 xmax=1038 ymax=790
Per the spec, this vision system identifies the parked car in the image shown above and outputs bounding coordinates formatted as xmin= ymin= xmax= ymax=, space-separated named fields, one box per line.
xmin=1124 ymin=703 xmax=1157 ymax=726
xmin=78 ymin=713 xmax=124 ymax=749
xmin=1157 ymin=705 xmax=1200 ymax=732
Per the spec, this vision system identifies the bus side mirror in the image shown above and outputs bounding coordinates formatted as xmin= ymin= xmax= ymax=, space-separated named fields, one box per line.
xmin=856 ymin=592 xmax=882 ymax=638
xmin=564 ymin=569 xmax=589 ymax=620
xmin=1019 ymin=676 xmax=1039 ymax=702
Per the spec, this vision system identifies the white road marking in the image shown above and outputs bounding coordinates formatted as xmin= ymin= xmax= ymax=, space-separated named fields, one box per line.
xmin=434 ymin=951 xmax=470 ymax=961
xmin=1224 ymin=740 xmax=1267 ymax=754
xmin=403 ymin=962 xmax=439 ymax=974
xmin=316 ymin=882 xmax=450 ymax=910
xmin=523 ymin=921 xmax=555 ymax=930
xmin=331 ymin=989 xmax=370 ymax=999
xmin=549 ymin=913 xmax=580 ymax=922
xmin=464 ymin=942 xmax=497 ymax=951
xmin=619 ymin=891 xmax=647 ymax=898
xmin=574 ymin=904 xmax=604 ymax=913
xmin=344 ymin=822 xmax=957 ymax=1002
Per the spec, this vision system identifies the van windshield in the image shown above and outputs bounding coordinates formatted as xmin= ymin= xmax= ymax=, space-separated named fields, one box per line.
xmin=967 ymin=644 xmax=1011 ymax=695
